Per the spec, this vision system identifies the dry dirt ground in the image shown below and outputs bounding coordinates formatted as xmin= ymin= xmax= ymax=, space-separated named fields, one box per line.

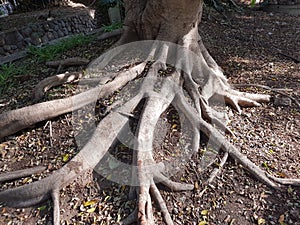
xmin=0 ymin=4 xmax=299 ymax=225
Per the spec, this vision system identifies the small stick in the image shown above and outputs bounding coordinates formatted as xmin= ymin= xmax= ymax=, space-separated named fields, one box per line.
xmin=49 ymin=121 xmax=53 ymax=147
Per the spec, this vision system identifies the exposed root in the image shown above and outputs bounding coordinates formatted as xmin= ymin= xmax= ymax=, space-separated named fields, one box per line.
xmin=33 ymin=71 xmax=83 ymax=101
xmin=234 ymin=83 xmax=300 ymax=110
xmin=0 ymin=34 xmax=298 ymax=225
xmin=154 ymin=172 xmax=194 ymax=191
xmin=150 ymin=183 xmax=173 ymax=225
xmin=202 ymin=74 xmax=271 ymax=113
xmin=174 ymin=90 xmax=281 ymax=189
xmin=96 ymin=28 xmax=124 ymax=41
xmin=0 ymin=166 xmax=46 ymax=183
xmin=51 ymin=189 xmax=60 ymax=225
xmin=46 ymin=57 xmax=89 ymax=73
xmin=267 ymin=175 xmax=300 ymax=187
xmin=0 ymin=62 xmax=146 ymax=139
xmin=207 ymin=152 xmax=228 ymax=184
xmin=0 ymin=90 xmax=144 ymax=221
xmin=119 ymin=209 xmax=138 ymax=225
xmin=45 ymin=57 xmax=89 ymax=68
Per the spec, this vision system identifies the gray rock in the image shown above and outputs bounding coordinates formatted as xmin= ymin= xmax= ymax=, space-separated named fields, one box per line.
xmin=16 ymin=41 xmax=24 ymax=49
xmin=21 ymin=27 xmax=32 ymax=37
xmin=58 ymin=30 xmax=64 ymax=37
xmin=31 ymin=24 xmax=39 ymax=32
xmin=62 ymin=28 xmax=68 ymax=35
xmin=15 ymin=31 xmax=24 ymax=42
xmin=49 ymin=22 xmax=56 ymax=29
xmin=3 ymin=45 xmax=11 ymax=51
xmin=0 ymin=36 xmax=5 ymax=46
xmin=24 ymin=38 xmax=31 ymax=45
xmin=0 ymin=47 xmax=5 ymax=55
xmin=43 ymin=23 xmax=50 ymax=31
xmin=5 ymin=31 xmax=17 ymax=45
xmin=11 ymin=45 xmax=17 ymax=50
xmin=42 ymin=35 xmax=48 ymax=43
xmin=30 ymin=33 xmax=42 ymax=45
xmin=273 ymin=97 xmax=292 ymax=107
xmin=47 ymin=32 xmax=54 ymax=40
xmin=53 ymin=31 xmax=58 ymax=39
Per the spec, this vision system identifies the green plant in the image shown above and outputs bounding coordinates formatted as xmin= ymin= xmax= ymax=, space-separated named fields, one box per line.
xmin=102 ymin=22 xmax=123 ymax=32
xmin=28 ymin=34 xmax=95 ymax=61
xmin=0 ymin=63 xmax=28 ymax=94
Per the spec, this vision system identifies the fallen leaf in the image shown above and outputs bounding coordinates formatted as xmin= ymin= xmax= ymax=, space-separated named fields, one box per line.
xmin=83 ymin=200 xmax=98 ymax=207
xmin=198 ymin=221 xmax=208 ymax=225
xmin=62 ymin=153 xmax=69 ymax=162
xmin=201 ymin=209 xmax=209 ymax=216
xmin=258 ymin=217 xmax=265 ymax=225
xmin=87 ymin=207 xmax=96 ymax=213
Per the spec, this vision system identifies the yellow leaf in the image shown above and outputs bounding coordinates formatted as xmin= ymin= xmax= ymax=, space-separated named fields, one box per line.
xmin=201 ymin=209 xmax=209 ymax=216
xmin=171 ymin=124 xmax=177 ymax=130
xmin=62 ymin=154 xmax=69 ymax=162
xmin=83 ymin=200 xmax=97 ymax=207
xmin=87 ymin=207 xmax=96 ymax=213
xmin=258 ymin=218 xmax=266 ymax=225
xmin=198 ymin=221 xmax=208 ymax=225
xmin=22 ymin=177 xmax=32 ymax=184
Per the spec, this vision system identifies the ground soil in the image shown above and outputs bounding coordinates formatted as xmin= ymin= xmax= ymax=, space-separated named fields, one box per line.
xmin=0 ymin=3 xmax=299 ymax=225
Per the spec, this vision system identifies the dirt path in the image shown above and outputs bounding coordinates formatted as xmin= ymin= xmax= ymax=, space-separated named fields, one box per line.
xmin=0 ymin=5 xmax=299 ymax=225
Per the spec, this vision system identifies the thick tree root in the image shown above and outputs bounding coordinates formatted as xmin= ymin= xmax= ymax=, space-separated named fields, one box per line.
xmin=46 ymin=57 xmax=89 ymax=68
xmin=46 ymin=57 xmax=89 ymax=73
xmin=0 ymin=166 xmax=46 ymax=183
xmin=0 ymin=91 xmax=144 ymax=224
xmin=267 ymin=175 xmax=300 ymax=187
xmin=0 ymin=62 xmax=146 ymax=139
xmin=234 ymin=83 xmax=300 ymax=110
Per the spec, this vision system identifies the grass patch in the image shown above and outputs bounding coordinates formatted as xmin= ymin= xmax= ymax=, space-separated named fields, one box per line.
xmin=28 ymin=34 xmax=95 ymax=62
xmin=0 ymin=34 xmax=96 ymax=96
xmin=0 ymin=63 xmax=28 ymax=95
xmin=102 ymin=22 xmax=123 ymax=32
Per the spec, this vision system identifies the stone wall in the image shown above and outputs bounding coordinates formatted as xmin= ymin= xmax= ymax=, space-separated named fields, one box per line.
xmin=0 ymin=11 xmax=96 ymax=58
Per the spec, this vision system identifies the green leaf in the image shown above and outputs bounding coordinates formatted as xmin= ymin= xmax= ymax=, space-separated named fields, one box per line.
xmin=38 ymin=205 xmax=47 ymax=211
